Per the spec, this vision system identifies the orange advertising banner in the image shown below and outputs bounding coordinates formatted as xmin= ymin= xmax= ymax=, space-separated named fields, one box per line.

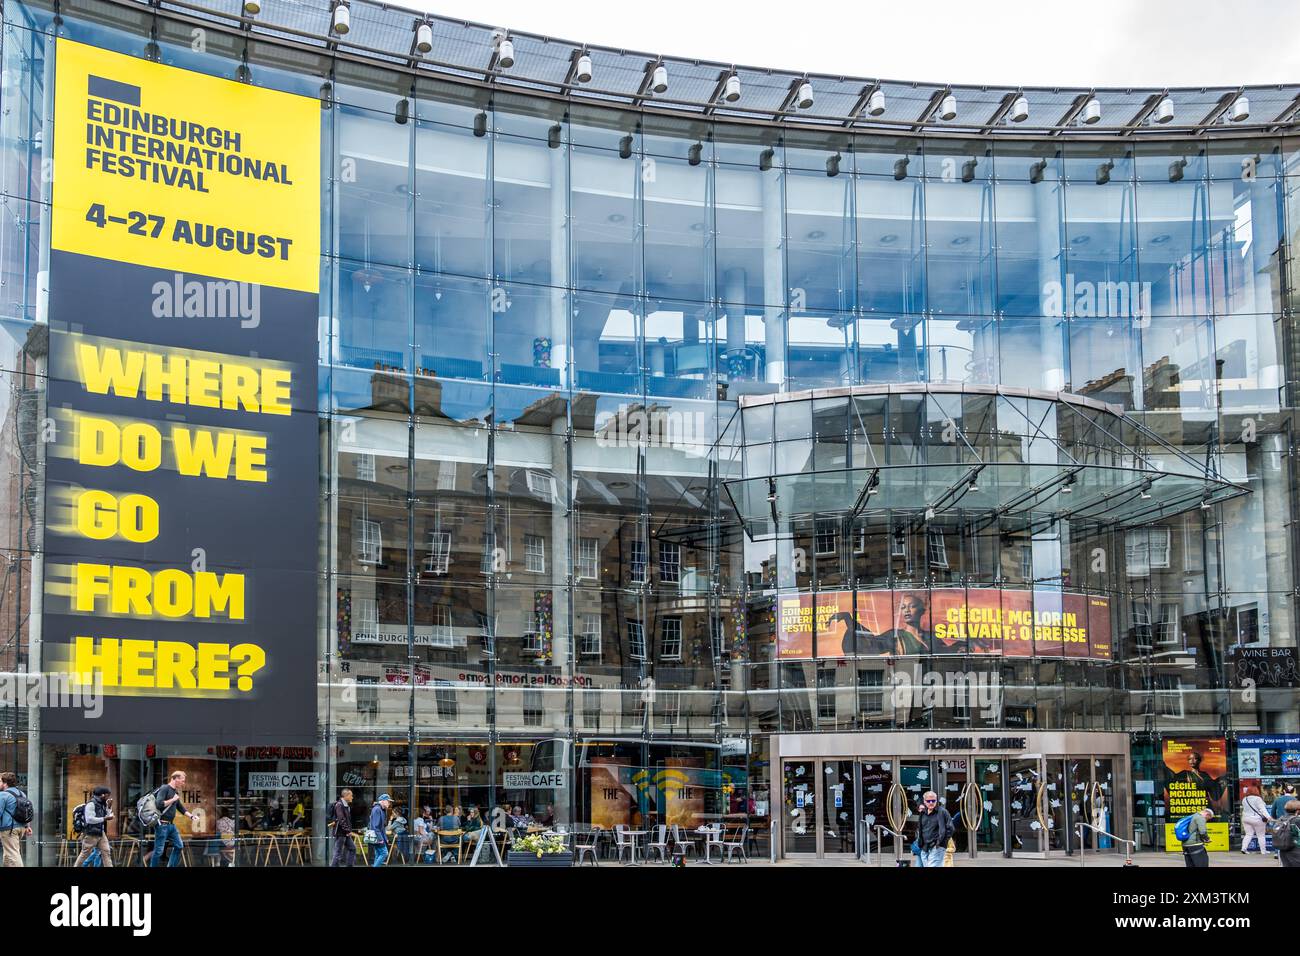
xmin=778 ymin=588 xmax=1111 ymax=661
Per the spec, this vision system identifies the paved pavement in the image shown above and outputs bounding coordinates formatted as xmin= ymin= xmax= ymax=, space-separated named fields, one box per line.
xmin=697 ymin=851 xmax=1285 ymax=868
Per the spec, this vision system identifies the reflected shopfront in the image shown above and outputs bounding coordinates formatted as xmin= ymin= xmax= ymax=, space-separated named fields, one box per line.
xmin=775 ymin=732 xmax=1127 ymax=861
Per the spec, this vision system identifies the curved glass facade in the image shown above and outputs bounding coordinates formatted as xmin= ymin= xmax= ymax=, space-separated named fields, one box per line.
xmin=1 ymin=0 xmax=1299 ymax=863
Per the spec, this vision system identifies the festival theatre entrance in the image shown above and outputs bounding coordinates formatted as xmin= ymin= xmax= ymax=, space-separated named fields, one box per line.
xmin=773 ymin=732 xmax=1130 ymax=860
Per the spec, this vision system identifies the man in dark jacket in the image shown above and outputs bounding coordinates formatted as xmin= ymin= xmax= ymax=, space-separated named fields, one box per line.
xmin=151 ymin=770 xmax=197 ymax=867
xmin=73 ymin=786 xmax=114 ymax=867
xmin=330 ymin=788 xmax=355 ymax=867
xmin=916 ymin=791 xmax=953 ymax=868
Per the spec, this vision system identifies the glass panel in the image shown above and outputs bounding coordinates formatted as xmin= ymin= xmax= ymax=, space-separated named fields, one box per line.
xmin=781 ymin=760 xmax=818 ymax=854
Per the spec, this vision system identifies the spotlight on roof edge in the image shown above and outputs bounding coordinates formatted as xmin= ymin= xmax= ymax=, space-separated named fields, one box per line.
xmin=243 ymin=0 xmax=260 ymax=15
xmin=1010 ymin=94 xmax=1029 ymax=123
xmin=724 ymin=74 xmax=741 ymax=103
xmin=496 ymin=36 xmax=515 ymax=69
xmin=1154 ymin=95 xmax=1174 ymax=123
xmin=797 ymin=81 xmax=814 ymax=110
xmin=1231 ymin=94 xmax=1250 ymax=122
xmin=575 ymin=54 xmax=593 ymax=84
xmin=1083 ymin=97 xmax=1102 ymax=124
xmin=651 ymin=64 xmax=668 ymax=94
xmin=867 ymin=88 xmax=885 ymax=116
xmin=415 ymin=23 xmax=433 ymax=55
xmin=330 ymin=2 xmax=349 ymax=35
xmin=939 ymin=93 xmax=957 ymax=121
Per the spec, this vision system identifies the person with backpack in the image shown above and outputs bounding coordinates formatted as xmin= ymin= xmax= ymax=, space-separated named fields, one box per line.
xmin=0 ymin=771 xmax=32 ymax=867
xmin=73 ymin=786 xmax=115 ymax=867
xmin=1179 ymin=807 xmax=1214 ymax=867
xmin=330 ymin=788 xmax=355 ymax=867
xmin=1272 ymin=784 xmax=1297 ymax=822
xmin=150 ymin=770 xmax=197 ymax=867
xmin=1240 ymin=787 xmax=1272 ymax=855
xmin=1272 ymin=800 xmax=1300 ymax=867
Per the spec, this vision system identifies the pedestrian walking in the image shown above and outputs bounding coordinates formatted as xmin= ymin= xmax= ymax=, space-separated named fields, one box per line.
xmin=1272 ymin=800 xmax=1300 ymax=868
xmin=367 ymin=793 xmax=392 ymax=867
xmin=73 ymin=786 xmax=115 ymax=867
xmin=330 ymin=788 xmax=355 ymax=867
xmin=914 ymin=791 xmax=953 ymax=868
xmin=0 ymin=771 xmax=32 ymax=867
xmin=151 ymin=770 xmax=197 ymax=867
xmin=1240 ymin=787 xmax=1272 ymax=855
xmin=1180 ymin=807 xmax=1214 ymax=867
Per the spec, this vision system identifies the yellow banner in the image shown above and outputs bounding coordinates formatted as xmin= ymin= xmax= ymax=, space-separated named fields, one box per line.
xmin=52 ymin=39 xmax=320 ymax=293
xmin=1165 ymin=822 xmax=1230 ymax=852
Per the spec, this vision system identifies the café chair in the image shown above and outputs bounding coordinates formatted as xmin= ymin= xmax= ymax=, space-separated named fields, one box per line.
xmin=669 ymin=824 xmax=695 ymax=859
xmin=574 ymin=826 xmax=601 ymax=866
xmin=644 ymin=825 xmax=671 ymax=863
xmin=722 ymin=825 xmax=750 ymax=863
xmin=435 ymin=829 xmax=465 ymax=865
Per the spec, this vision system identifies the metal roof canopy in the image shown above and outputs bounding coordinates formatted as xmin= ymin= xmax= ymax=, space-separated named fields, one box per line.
xmin=720 ymin=385 xmax=1249 ymax=540
xmin=81 ymin=0 xmax=1300 ymax=137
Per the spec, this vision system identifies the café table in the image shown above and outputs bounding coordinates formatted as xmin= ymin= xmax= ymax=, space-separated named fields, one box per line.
xmin=620 ymin=829 xmax=647 ymax=865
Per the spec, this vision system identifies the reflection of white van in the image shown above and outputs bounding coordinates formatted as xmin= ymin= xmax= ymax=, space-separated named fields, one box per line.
xmin=529 ymin=738 xmax=573 ymax=774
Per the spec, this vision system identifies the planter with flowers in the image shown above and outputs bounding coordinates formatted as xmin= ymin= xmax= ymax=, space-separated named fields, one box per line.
xmin=507 ymin=831 xmax=572 ymax=868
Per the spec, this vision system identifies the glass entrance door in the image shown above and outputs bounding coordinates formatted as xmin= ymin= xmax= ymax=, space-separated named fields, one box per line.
xmin=936 ymin=758 xmax=969 ymax=854
xmin=820 ymin=760 xmax=857 ymax=856
xmin=973 ymin=759 xmax=1005 ymax=855
xmin=781 ymin=760 xmax=818 ymax=855
xmin=781 ymin=758 xmax=858 ymax=858
xmin=1007 ymin=756 xmax=1044 ymax=855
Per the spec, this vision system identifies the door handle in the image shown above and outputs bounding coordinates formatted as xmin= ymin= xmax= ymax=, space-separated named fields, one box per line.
xmin=886 ymin=782 xmax=909 ymax=835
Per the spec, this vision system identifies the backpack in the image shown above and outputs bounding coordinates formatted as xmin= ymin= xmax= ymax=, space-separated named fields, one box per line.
xmin=135 ymin=787 xmax=163 ymax=829
xmin=8 ymin=788 xmax=32 ymax=827
xmin=1173 ymin=814 xmax=1196 ymax=844
xmin=72 ymin=802 xmax=87 ymax=835
xmin=1271 ymin=816 xmax=1298 ymax=852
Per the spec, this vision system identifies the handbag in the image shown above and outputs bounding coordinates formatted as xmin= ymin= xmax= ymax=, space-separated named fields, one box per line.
xmin=363 ymin=828 xmax=383 ymax=845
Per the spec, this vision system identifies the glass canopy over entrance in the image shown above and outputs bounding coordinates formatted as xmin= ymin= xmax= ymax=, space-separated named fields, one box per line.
xmin=721 ymin=384 xmax=1249 ymax=539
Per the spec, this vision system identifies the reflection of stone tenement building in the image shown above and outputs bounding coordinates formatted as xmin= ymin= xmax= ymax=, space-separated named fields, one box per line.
xmin=5 ymin=0 xmax=1300 ymax=862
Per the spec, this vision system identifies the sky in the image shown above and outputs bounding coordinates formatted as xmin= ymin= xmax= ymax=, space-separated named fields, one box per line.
xmin=406 ymin=0 xmax=1300 ymax=89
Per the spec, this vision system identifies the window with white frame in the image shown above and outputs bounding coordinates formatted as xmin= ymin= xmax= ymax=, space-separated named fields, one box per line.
xmin=853 ymin=525 xmax=867 ymax=554
xmin=582 ymin=688 xmax=602 ymax=726
xmin=630 ymin=539 xmax=647 ymax=583
xmin=523 ymin=689 xmax=544 ymax=726
xmin=579 ymin=614 xmax=602 ymax=656
xmin=354 ymin=518 xmax=382 ymax=565
xmin=1182 ymin=513 xmax=1201 ymax=572
xmin=524 ymin=534 xmax=546 ymax=573
xmin=817 ymin=665 xmax=837 ymax=721
xmin=1125 ymin=528 xmax=1172 ymax=576
xmin=927 ymin=529 xmax=949 ymax=568
xmin=660 ymin=617 xmax=682 ymax=661
xmin=354 ymin=454 xmax=376 ymax=482
xmin=628 ymin=620 xmax=646 ymax=660
xmin=659 ymin=541 xmax=681 ymax=584
xmin=481 ymin=531 xmax=497 ymax=574
xmin=523 ymin=618 xmax=545 ymax=654
xmin=355 ymin=676 xmax=378 ymax=717
xmin=858 ymin=670 xmax=884 ymax=713
xmin=433 ymin=679 xmax=458 ymax=720
xmin=1154 ymin=674 xmax=1184 ymax=719
xmin=815 ymin=519 xmax=838 ymax=556
xmin=1020 ymin=544 xmax=1034 ymax=582
xmin=577 ymin=538 xmax=599 ymax=580
xmin=436 ymin=460 xmax=457 ymax=491
xmin=1130 ymin=601 xmax=1153 ymax=650
xmin=430 ymin=604 xmax=454 ymax=648
xmin=891 ymin=526 xmax=908 ymax=558
xmin=425 ymin=531 xmax=451 ymax=574
xmin=476 ymin=612 xmax=494 ymax=658
xmin=526 ymin=469 xmax=556 ymax=503
xmin=354 ymin=597 xmax=378 ymax=633
xmin=660 ymin=691 xmax=681 ymax=728
xmin=1154 ymin=602 xmax=1181 ymax=646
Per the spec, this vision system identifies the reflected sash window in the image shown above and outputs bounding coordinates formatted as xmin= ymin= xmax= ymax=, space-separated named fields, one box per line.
xmin=630 ymin=539 xmax=647 ymax=584
xmin=578 ymin=538 xmax=599 ymax=580
xmin=580 ymin=614 xmax=602 ymax=656
xmin=660 ymin=617 xmax=682 ymax=661
xmin=659 ymin=541 xmax=681 ymax=584
xmin=434 ymin=679 xmax=458 ymax=721
xmin=354 ymin=518 xmax=382 ymax=565
xmin=815 ymin=519 xmax=838 ymax=556
xmin=628 ymin=620 xmax=646 ymax=660
xmin=425 ymin=531 xmax=451 ymax=574
xmin=525 ymin=534 xmax=547 ymax=574
xmin=431 ymin=605 xmax=454 ymax=648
